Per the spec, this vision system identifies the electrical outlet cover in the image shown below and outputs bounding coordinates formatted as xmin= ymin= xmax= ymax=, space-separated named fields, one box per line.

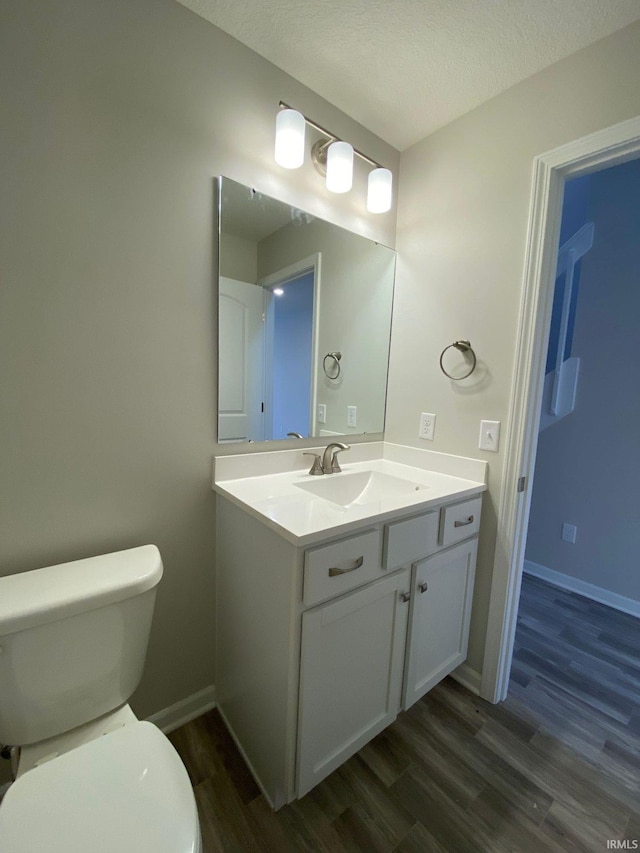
xmin=419 ymin=412 xmax=436 ymax=441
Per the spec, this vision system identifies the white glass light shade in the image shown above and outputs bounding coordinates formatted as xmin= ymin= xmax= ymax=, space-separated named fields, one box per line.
xmin=275 ymin=109 xmax=305 ymax=169
xmin=367 ymin=168 xmax=393 ymax=213
xmin=326 ymin=141 xmax=354 ymax=193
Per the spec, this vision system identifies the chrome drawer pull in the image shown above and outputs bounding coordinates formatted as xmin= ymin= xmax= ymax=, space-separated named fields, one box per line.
xmin=418 ymin=582 xmax=428 ymax=594
xmin=328 ymin=556 xmax=364 ymax=577
xmin=454 ymin=515 xmax=474 ymax=528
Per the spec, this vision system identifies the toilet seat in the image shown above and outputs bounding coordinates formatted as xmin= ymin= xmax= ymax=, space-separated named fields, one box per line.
xmin=0 ymin=721 xmax=201 ymax=853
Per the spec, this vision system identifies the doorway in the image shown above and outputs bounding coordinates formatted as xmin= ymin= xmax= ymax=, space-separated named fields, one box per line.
xmin=524 ymin=162 xmax=640 ymax=611
xmin=481 ymin=115 xmax=640 ymax=703
xmin=259 ymin=252 xmax=321 ymax=442
xmin=264 ymin=270 xmax=315 ymax=440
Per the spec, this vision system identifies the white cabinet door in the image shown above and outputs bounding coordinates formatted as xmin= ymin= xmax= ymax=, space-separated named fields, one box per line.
xmin=297 ymin=568 xmax=410 ymax=797
xmin=403 ymin=539 xmax=477 ymax=710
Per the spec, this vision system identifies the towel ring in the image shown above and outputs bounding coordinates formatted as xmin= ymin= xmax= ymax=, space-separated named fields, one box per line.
xmin=323 ymin=351 xmax=342 ymax=379
xmin=439 ymin=340 xmax=477 ymax=380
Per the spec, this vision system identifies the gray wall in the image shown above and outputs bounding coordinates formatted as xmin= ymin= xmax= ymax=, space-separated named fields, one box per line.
xmin=525 ymin=159 xmax=640 ymax=602
xmin=0 ymin=0 xmax=398 ymax=737
xmin=389 ymin=21 xmax=640 ymax=675
xmin=220 ymin=233 xmax=258 ymax=282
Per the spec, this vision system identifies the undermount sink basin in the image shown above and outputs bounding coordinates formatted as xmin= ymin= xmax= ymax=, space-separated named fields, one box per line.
xmin=295 ymin=470 xmax=428 ymax=508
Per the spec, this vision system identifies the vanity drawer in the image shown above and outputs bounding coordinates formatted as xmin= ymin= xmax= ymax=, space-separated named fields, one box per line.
xmin=383 ymin=510 xmax=439 ymax=570
xmin=439 ymin=496 xmax=482 ymax=547
xmin=303 ymin=529 xmax=382 ymax=606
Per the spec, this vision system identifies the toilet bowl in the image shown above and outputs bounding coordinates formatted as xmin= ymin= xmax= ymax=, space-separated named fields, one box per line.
xmin=0 ymin=721 xmax=201 ymax=853
xmin=0 ymin=545 xmax=202 ymax=852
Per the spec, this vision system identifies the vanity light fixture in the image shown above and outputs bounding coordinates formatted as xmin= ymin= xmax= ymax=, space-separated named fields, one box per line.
xmin=276 ymin=101 xmax=393 ymax=213
xmin=326 ymin=141 xmax=354 ymax=193
xmin=274 ymin=108 xmax=306 ymax=169
xmin=367 ymin=167 xmax=393 ymax=214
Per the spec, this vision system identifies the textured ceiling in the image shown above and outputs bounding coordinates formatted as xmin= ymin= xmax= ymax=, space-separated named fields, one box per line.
xmin=176 ymin=0 xmax=640 ymax=151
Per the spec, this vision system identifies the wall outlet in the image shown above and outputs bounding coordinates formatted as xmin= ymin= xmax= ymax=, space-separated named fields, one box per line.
xmin=479 ymin=420 xmax=501 ymax=452
xmin=347 ymin=405 xmax=357 ymax=428
xmin=419 ymin=412 xmax=436 ymax=441
xmin=317 ymin=403 xmax=326 ymax=424
xmin=562 ymin=522 xmax=577 ymax=544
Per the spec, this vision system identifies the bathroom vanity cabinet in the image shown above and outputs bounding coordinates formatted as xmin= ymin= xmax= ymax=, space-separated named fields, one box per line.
xmin=215 ymin=485 xmax=482 ymax=808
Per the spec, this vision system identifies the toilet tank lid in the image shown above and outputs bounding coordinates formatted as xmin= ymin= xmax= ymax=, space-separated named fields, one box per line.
xmin=0 ymin=545 xmax=163 ymax=636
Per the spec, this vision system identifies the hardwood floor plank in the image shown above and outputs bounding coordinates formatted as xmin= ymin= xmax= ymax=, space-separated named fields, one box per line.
xmin=624 ymin=814 xmax=640 ymax=845
xmin=391 ymin=820 xmax=449 ymax=853
xmin=356 ymin=728 xmax=415 ymax=788
xmin=508 ymin=677 xmax=609 ymax=759
xmin=331 ymin=803 xmax=406 ymax=853
xmin=465 ymin=786 xmax=567 ymax=853
xmin=476 ymin=717 xmax=632 ymax=837
xmin=277 ymin=795 xmax=352 ymax=852
xmin=194 ymin=775 xmax=262 ymax=853
xmin=389 ymin=764 xmax=488 ymax=853
xmin=543 ymin=797 xmax=628 ymax=853
xmin=528 ymin=727 xmax=640 ymax=817
xmin=332 ymin=755 xmax=416 ymax=846
xmin=244 ymin=796 xmax=304 ymax=853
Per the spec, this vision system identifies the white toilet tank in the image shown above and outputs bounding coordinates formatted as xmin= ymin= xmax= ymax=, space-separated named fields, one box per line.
xmin=0 ymin=545 xmax=163 ymax=746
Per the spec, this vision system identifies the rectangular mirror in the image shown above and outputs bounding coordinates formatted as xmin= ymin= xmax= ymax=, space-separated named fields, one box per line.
xmin=217 ymin=177 xmax=396 ymax=443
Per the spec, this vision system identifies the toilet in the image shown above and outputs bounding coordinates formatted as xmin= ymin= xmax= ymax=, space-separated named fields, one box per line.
xmin=0 ymin=545 xmax=202 ymax=852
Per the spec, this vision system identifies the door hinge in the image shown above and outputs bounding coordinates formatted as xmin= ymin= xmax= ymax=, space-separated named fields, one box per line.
xmin=517 ymin=476 xmax=526 ymax=493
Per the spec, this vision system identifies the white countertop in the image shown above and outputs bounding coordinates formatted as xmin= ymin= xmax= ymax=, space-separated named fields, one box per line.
xmin=213 ymin=443 xmax=487 ymax=546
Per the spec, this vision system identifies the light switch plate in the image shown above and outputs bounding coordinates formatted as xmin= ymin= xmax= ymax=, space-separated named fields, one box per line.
xmin=479 ymin=420 xmax=500 ymax=452
xmin=347 ymin=406 xmax=357 ymax=428
xmin=317 ymin=403 xmax=326 ymax=424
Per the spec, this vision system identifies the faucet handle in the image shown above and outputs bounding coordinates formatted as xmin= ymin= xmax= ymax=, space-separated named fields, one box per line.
xmin=330 ymin=445 xmax=350 ymax=473
xmin=303 ymin=452 xmax=324 ymax=476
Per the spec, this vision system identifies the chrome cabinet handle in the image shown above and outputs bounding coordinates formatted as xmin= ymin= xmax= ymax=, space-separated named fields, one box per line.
xmin=454 ymin=515 xmax=474 ymax=528
xmin=400 ymin=591 xmax=411 ymax=603
xmin=418 ymin=582 xmax=428 ymax=594
xmin=328 ymin=556 xmax=364 ymax=577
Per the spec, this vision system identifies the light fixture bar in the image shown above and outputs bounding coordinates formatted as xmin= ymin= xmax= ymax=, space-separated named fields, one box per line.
xmin=278 ymin=101 xmax=382 ymax=170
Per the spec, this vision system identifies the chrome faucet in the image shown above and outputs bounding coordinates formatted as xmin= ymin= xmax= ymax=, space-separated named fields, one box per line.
xmin=321 ymin=442 xmax=350 ymax=474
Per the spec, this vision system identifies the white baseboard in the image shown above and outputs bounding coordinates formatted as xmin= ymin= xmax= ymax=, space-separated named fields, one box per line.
xmin=147 ymin=685 xmax=216 ymax=734
xmin=523 ymin=560 xmax=640 ymax=619
xmin=451 ymin=661 xmax=481 ymax=695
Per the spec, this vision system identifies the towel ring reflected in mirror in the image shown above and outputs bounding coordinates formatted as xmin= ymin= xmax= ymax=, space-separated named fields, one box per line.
xmin=323 ymin=351 xmax=342 ymax=379
xmin=439 ymin=340 xmax=477 ymax=380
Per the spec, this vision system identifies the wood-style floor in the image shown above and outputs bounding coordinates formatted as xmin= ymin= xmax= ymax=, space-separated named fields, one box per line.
xmin=170 ymin=575 xmax=640 ymax=851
